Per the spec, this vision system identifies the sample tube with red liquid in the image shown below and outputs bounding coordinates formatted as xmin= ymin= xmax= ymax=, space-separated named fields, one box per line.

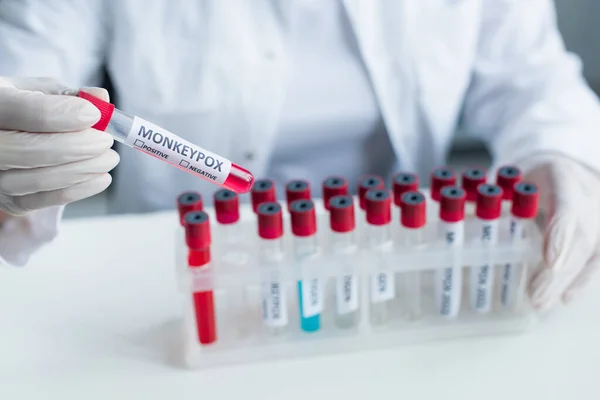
xmin=176 ymin=191 xmax=203 ymax=287
xmin=77 ymin=91 xmax=254 ymax=193
xmin=251 ymin=179 xmax=277 ymax=213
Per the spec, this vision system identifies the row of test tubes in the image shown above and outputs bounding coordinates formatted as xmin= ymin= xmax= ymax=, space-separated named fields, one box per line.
xmin=176 ymin=165 xmax=539 ymax=346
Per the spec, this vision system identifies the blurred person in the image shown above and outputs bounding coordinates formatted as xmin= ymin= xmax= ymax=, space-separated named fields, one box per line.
xmin=0 ymin=0 xmax=600 ymax=309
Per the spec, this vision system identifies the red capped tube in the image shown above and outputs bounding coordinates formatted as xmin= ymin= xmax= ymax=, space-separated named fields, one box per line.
xmin=496 ymin=166 xmax=523 ymax=200
xmin=358 ymin=174 xmax=385 ymax=210
xmin=184 ymin=211 xmax=211 ymax=251
xmin=177 ymin=191 xmax=203 ymax=226
xmin=511 ymin=182 xmax=539 ymax=219
xmin=400 ymin=191 xmax=427 ymax=228
xmin=77 ymin=91 xmax=254 ymax=194
xmin=286 ymin=180 xmax=311 ymax=210
xmin=322 ymin=176 xmax=349 ymax=211
xmin=329 ymin=195 xmax=355 ymax=233
xmin=462 ymin=167 xmax=487 ymax=202
xmin=475 ymin=184 xmax=503 ymax=220
xmin=251 ymin=179 xmax=276 ymax=213
xmin=392 ymin=172 xmax=419 ymax=207
xmin=290 ymin=199 xmax=317 ymax=237
xmin=439 ymin=186 xmax=466 ymax=223
xmin=257 ymin=202 xmax=284 ymax=239
xmin=213 ymin=189 xmax=239 ymax=224
xmin=365 ymin=189 xmax=392 ymax=226
xmin=430 ymin=167 xmax=457 ymax=202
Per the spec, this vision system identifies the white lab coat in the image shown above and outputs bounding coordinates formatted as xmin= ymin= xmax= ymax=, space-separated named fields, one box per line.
xmin=0 ymin=0 xmax=600 ymax=262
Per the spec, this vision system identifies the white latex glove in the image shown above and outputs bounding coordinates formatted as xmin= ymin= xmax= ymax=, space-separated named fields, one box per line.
xmin=516 ymin=153 xmax=600 ymax=309
xmin=0 ymin=77 xmax=119 ymax=216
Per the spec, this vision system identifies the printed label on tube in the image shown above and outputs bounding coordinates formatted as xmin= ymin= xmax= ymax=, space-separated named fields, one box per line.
xmin=501 ymin=218 xmax=526 ymax=307
xmin=301 ymin=278 xmax=323 ymax=318
xmin=370 ymin=272 xmax=395 ymax=303
xmin=470 ymin=220 xmax=499 ymax=312
xmin=436 ymin=221 xmax=464 ymax=317
xmin=126 ymin=117 xmax=232 ymax=184
xmin=336 ymin=274 xmax=358 ymax=314
xmin=262 ymin=282 xmax=288 ymax=327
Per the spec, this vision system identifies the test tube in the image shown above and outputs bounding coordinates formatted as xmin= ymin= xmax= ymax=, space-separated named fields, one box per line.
xmin=176 ymin=192 xmax=203 ymax=280
xmin=257 ymin=202 xmax=289 ymax=335
xmin=329 ymin=195 xmax=360 ymax=329
xmin=364 ymin=189 xmax=395 ymax=325
xmin=500 ymin=182 xmax=539 ymax=309
xmin=496 ymin=166 xmax=522 ymax=201
xmin=251 ymin=179 xmax=276 ymax=213
xmin=322 ymin=176 xmax=349 ymax=211
xmin=214 ymin=189 xmax=241 ymax=245
xmin=461 ymin=167 xmax=487 ymax=202
xmin=392 ymin=172 xmax=419 ymax=207
xmin=436 ymin=186 xmax=466 ymax=318
xmin=399 ymin=191 xmax=427 ymax=319
xmin=358 ymin=175 xmax=385 ymax=211
xmin=77 ymin=91 xmax=254 ymax=193
xmin=184 ymin=211 xmax=217 ymax=345
xmin=290 ymin=199 xmax=322 ymax=333
xmin=285 ymin=180 xmax=311 ymax=210
xmin=430 ymin=167 xmax=457 ymax=202
xmin=470 ymin=184 xmax=503 ymax=313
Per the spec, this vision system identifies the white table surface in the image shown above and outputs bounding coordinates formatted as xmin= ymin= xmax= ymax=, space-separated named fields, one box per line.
xmin=1 ymin=210 xmax=599 ymax=400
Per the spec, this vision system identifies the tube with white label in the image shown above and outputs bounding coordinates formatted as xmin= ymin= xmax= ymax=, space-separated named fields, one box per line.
xmin=256 ymin=202 xmax=289 ymax=335
xmin=77 ymin=91 xmax=254 ymax=193
xmin=436 ymin=186 xmax=466 ymax=318
xmin=328 ymin=195 xmax=360 ymax=329
xmin=470 ymin=184 xmax=503 ymax=313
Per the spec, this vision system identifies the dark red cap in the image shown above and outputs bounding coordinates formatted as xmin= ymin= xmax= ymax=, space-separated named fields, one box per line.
xmin=358 ymin=174 xmax=385 ymax=210
xmin=475 ymin=184 xmax=503 ymax=220
xmin=400 ymin=191 xmax=426 ymax=228
xmin=214 ymin=189 xmax=239 ymax=224
xmin=257 ymin=202 xmax=284 ymax=239
xmin=322 ymin=176 xmax=349 ymax=211
xmin=77 ymin=91 xmax=115 ymax=131
xmin=285 ymin=180 xmax=311 ymax=209
xmin=462 ymin=167 xmax=487 ymax=202
xmin=392 ymin=172 xmax=419 ymax=207
xmin=365 ymin=189 xmax=392 ymax=225
xmin=430 ymin=167 xmax=457 ymax=202
xmin=439 ymin=186 xmax=466 ymax=222
xmin=496 ymin=166 xmax=523 ymax=200
xmin=177 ymin=191 xmax=203 ymax=226
xmin=188 ymin=247 xmax=211 ymax=268
xmin=290 ymin=199 xmax=317 ymax=237
xmin=329 ymin=195 xmax=355 ymax=233
xmin=511 ymin=182 xmax=539 ymax=219
xmin=251 ymin=179 xmax=276 ymax=213
xmin=184 ymin=211 xmax=211 ymax=249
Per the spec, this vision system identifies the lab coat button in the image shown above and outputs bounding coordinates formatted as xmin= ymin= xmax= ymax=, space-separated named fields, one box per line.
xmin=244 ymin=152 xmax=255 ymax=161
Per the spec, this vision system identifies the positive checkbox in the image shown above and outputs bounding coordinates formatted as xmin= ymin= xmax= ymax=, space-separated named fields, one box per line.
xmin=133 ymin=139 xmax=145 ymax=148
xmin=179 ymin=160 xmax=190 ymax=168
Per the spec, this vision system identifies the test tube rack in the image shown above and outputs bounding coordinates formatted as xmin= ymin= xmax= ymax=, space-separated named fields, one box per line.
xmin=174 ymin=195 xmax=541 ymax=369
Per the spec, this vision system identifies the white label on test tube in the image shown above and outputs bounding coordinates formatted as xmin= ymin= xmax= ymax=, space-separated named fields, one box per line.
xmin=370 ymin=272 xmax=396 ymax=303
xmin=262 ymin=282 xmax=288 ymax=327
xmin=436 ymin=221 xmax=464 ymax=317
xmin=470 ymin=219 xmax=499 ymax=312
xmin=500 ymin=218 xmax=526 ymax=307
xmin=301 ymin=278 xmax=324 ymax=318
xmin=126 ymin=117 xmax=233 ymax=184
xmin=336 ymin=274 xmax=359 ymax=314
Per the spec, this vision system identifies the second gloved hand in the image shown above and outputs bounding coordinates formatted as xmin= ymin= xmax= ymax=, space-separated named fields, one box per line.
xmin=0 ymin=77 xmax=119 ymax=216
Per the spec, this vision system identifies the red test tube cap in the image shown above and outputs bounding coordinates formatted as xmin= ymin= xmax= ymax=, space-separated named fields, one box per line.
xmin=290 ymin=199 xmax=317 ymax=237
xmin=214 ymin=189 xmax=239 ymax=224
xmin=365 ymin=189 xmax=392 ymax=226
xmin=392 ymin=172 xmax=419 ymax=207
xmin=177 ymin=191 xmax=203 ymax=226
xmin=329 ymin=195 xmax=355 ymax=233
xmin=511 ymin=182 xmax=539 ymax=219
xmin=251 ymin=179 xmax=276 ymax=213
xmin=475 ymin=184 xmax=503 ymax=220
xmin=286 ymin=180 xmax=311 ymax=209
xmin=439 ymin=186 xmax=466 ymax=222
xmin=257 ymin=202 xmax=284 ymax=239
xmin=77 ymin=91 xmax=115 ymax=131
xmin=497 ymin=166 xmax=523 ymax=200
xmin=462 ymin=167 xmax=487 ymax=202
xmin=400 ymin=191 xmax=427 ymax=228
xmin=323 ymin=176 xmax=349 ymax=211
xmin=184 ymin=211 xmax=211 ymax=250
xmin=431 ymin=167 xmax=457 ymax=202
xmin=358 ymin=174 xmax=385 ymax=210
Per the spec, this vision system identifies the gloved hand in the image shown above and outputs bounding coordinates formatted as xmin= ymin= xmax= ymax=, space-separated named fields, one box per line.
xmin=0 ymin=77 xmax=119 ymax=216
xmin=517 ymin=153 xmax=600 ymax=309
